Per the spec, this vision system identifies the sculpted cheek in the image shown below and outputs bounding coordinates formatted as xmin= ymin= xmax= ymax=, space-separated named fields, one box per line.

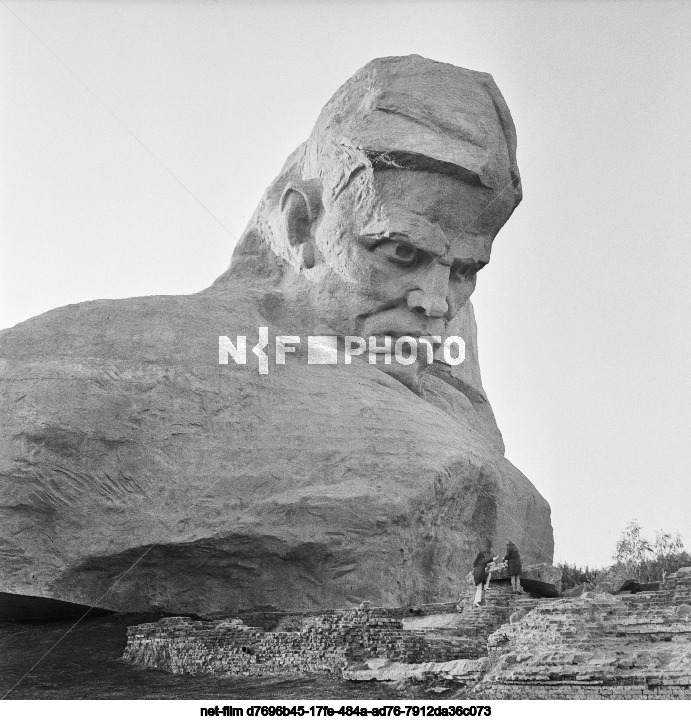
xmin=449 ymin=278 xmax=477 ymax=314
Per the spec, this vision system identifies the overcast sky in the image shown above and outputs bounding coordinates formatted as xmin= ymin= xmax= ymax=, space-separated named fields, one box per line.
xmin=1 ymin=0 xmax=689 ymax=569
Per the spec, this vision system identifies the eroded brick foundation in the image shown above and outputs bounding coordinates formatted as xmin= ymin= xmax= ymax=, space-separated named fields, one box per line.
xmin=123 ymin=605 xmax=492 ymax=677
xmin=123 ymin=568 xmax=691 ymax=699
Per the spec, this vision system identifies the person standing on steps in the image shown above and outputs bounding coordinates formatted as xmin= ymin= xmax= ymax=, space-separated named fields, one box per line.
xmin=472 ymin=550 xmax=498 ymax=607
xmin=505 ymin=539 xmax=523 ymax=594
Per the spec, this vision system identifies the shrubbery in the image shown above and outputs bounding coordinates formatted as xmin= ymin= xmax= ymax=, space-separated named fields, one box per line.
xmin=611 ymin=520 xmax=691 ymax=583
xmin=556 ymin=562 xmax=598 ymax=591
xmin=558 ymin=520 xmax=689 ymax=591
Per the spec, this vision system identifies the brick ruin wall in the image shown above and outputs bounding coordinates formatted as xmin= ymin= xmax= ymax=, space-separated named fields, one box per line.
xmin=669 ymin=566 xmax=691 ymax=605
xmin=476 ymin=569 xmax=691 ymax=700
xmin=123 ymin=604 xmax=493 ymax=678
xmin=123 ymin=568 xmax=691 ymax=699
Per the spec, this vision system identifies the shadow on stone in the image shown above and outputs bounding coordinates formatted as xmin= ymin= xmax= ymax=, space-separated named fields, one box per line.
xmin=0 ymin=591 xmax=113 ymax=622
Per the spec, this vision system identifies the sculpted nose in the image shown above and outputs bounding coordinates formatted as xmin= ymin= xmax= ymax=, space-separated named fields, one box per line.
xmin=407 ymin=289 xmax=448 ymax=317
xmin=407 ymin=263 xmax=450 ymax=318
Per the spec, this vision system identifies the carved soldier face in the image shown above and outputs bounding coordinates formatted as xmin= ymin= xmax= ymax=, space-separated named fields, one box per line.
xmin=296 ymin=169 xmax=514 ymax=378
xmin=279 ymin=167 xmax=515 ymax=384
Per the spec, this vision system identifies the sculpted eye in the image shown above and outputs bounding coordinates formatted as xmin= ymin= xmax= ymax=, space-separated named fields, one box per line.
xmin=374 ymin=239 xmax=418 ymax=266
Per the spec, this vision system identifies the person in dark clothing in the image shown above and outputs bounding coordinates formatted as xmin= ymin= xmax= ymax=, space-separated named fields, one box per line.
xmin=472 ymin=550 xmax=497 ymax=607
xmin=504 ymin=539 xmax=523 ymax=594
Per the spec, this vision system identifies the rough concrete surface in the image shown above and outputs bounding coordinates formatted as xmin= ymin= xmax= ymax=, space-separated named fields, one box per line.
xmin=0 ymin=55 xmax=552 ymax=616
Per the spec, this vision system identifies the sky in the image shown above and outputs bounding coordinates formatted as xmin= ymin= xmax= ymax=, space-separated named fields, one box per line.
xmin=1 ymin=0 xmax=689 ymax=569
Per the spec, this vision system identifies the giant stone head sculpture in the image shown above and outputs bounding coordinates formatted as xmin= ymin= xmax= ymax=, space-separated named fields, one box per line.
xmin=216 ymin=55 xmax=522 ymax=387
xmin=0 ymin=55 xmax=553 ymax=617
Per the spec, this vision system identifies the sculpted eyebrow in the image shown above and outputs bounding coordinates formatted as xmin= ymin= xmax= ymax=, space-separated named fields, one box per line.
xmin=359 ymin=229 xmax=439 ymax=251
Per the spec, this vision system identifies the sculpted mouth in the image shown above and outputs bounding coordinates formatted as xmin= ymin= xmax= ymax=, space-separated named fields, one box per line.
xmin=368 ymin=331 xmax=416 ymax=342
xmin=358 ymin=311 xmax=446 ymax=347
xmin=367 ymin=331 xmax=443 ymax=355
xmin=374 ymin=330 xmax=443 ymax=343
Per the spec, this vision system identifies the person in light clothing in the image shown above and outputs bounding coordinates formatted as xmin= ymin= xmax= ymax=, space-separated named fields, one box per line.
xmin=472 ymin=550 xmax=499 ymax=607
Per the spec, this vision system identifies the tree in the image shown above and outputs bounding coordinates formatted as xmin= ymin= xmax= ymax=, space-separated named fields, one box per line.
xmin=613 ymin=520 xmax=653 ymax=568
xmin=613 ymin=520 xmax=689 ymax=583
xmin=653 ymin=530 xmax=685 ymax=558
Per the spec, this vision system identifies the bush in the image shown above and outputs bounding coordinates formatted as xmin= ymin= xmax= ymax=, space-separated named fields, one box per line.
xmin=556 ymin=562 xmax=600 ymax=591
xmin=557 ymin=522 xmax=689 ymax=593
xmin=612 ymin=521 xmax=689 ymax=583
xmin=610 ymin=551 xmax=691 ymax=584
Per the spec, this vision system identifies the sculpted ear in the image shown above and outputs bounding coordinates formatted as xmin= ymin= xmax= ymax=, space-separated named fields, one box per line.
xmin=279 ymin=179 xmax=323 ymax=269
